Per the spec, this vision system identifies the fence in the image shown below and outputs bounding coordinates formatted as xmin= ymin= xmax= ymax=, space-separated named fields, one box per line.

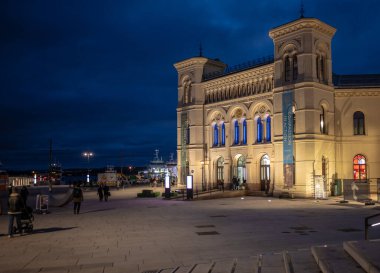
xmin=335 ymin=178 xmax=380 ymax=203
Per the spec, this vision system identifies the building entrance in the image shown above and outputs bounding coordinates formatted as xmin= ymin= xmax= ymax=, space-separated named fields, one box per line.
xmin=236 ymin=156 xmax=246 ymax=186
xmin=260 ymin=155 xmax=270 ymax=193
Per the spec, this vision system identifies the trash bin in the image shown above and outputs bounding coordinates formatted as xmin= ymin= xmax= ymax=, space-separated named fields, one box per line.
xmin=333 ymin=179 xmax=342 ymax=196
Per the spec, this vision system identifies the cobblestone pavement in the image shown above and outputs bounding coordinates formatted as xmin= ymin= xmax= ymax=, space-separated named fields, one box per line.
xmin=0 ymin=186 xmax=379 ymax=273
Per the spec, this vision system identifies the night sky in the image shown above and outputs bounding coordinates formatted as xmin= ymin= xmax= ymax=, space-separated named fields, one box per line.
xmin=1 ymin=0 xmax=380 ymax=171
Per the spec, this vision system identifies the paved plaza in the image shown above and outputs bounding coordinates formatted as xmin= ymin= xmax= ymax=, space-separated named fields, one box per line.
xmin=0 ymin=186 xmax=379 ymax=273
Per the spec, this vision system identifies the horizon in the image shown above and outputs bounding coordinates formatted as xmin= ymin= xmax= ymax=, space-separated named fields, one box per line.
xmin=2 ymin=0 xmax=380 ymax=170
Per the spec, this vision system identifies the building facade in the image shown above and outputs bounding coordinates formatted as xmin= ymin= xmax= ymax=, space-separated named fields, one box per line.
xmin=174 ymin=17 xmax=380 ymax=198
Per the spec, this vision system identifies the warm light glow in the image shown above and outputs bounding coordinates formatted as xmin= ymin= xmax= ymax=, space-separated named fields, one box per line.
xmin=186 ymin=175 xmax=193 ymax=189
xmin=165 ymin=173 xmax=170 ymax=188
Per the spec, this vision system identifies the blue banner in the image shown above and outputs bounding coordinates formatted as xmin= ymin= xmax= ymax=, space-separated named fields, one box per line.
xmin=282 ymin=90 xmax=294 ymax=188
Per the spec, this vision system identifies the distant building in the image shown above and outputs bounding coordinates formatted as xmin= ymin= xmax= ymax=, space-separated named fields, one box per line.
xmin=145 ymin=150 xmax=177 ymax=182
xmin=174 ymin=17 xmax=380 ymax=198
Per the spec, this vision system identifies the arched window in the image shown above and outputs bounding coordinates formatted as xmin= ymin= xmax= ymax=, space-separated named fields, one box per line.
xmin=221 ymin=123 xmax=226 ymax=146
xmin=284 ymin=56 xmax=291 ymax=82
xmin=257 ymin=117 xmax=263 ymax=143
xmin=320 ymin=56 xmax=325 ymax=82
xmin=183 ymin=80 xmax=192 ymax=104
xmin=242 ymin=120 xmax=247 ymax=144
xmin=320 ymin=106 xmax=326 ymax=134
xmin=186 ymin=124 xmax=190 ymax=144
xmin=353 ymin=111 xmax=365 ymax=135
xmin=217 ymin=157 xmax=224 ymax=182
xmin=236 ymin=156 xmax=246 ymax=184
xmin=316 ymin=55 xmax=320 ymax=80
xmin=293 ymin=56 xmax=298 ymax=80
xmin=266 ymin=116 xmax=271 ymax=142
xmin=234 ymin=120 xmax=239 ymax=145
xmin=353 ymin=154 xmax=367 ymax=180
xmin=213 ymin=124 xmax=219 ymax=147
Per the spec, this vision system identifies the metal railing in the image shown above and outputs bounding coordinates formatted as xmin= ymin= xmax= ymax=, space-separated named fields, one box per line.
xmin=203 ymin=55 xmax=274 ymax=81
xmin=364 ymin=213 xmax=380 ymax=240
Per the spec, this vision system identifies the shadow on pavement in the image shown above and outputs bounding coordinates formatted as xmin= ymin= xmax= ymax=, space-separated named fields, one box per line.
xmin=32 ymin=226 xmax=78 ymax=234
xmin=80 ymin=208 xmax=116 ymax=214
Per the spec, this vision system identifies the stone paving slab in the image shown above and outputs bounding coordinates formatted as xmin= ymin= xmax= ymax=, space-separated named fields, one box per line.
xmin=343 ymin=239 xmax=380 ymax=273
xmin=0 ymin=187 xmax=379 ymax=272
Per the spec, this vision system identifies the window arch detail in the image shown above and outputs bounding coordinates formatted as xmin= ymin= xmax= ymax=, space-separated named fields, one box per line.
xmin=234 ymin=120 xmax=239 ymax=145
xmin=353 ymin=154 xmax=367 ymax=180
xmin=353 ymin=111 xmax=365 ymax=135
xmin=242 ymin=119 xmax=247 ymax=144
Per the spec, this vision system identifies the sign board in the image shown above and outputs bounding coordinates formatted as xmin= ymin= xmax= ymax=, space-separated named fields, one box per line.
xmin=343 ymin=179 xmax=369 ymax=202
xmin=282 ymin=90 xmax=294 ymax=188
xmin=186 ymin=175 xmax=193 ymax=189
xmin=165 ymin=174 xmax=170 ymax=189
xmin=314 ymin=175 xmax=325 ymax=199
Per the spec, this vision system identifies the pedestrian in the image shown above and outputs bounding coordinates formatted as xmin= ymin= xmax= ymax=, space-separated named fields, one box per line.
xmin=72 ymin=184 xmax=83 ymax=214
xmin=8 ymin=187 xmax=22 ymax=238
xmin=20 ymin=186 xmax=29 ymax=205
xmin=97 ymin=184 xmax=104 ymax=201
xmin=103 ymin=184 xmax=110 ymax=202
xmin=232 ymin=176 xmax=238 ymax=190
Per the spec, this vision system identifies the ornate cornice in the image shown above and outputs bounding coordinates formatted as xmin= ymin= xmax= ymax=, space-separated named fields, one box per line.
xmin=174 ymin=57 xmax=225 ymax=72
xmin=335 ymin=89 xmax=380 ymax=97
xmin=269 ymin=18 xmax=336 ymax=40
xmin=173 ymin=57 xmax=209 ymax=71
xmin=203 ymin=64 xmax=274 ymax=90
xmin=205 ymin=93 xmax=272 ymax=109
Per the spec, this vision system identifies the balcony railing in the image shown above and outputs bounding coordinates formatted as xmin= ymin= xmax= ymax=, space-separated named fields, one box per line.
xmin=203 ymin=55 xmax=274 ymax=81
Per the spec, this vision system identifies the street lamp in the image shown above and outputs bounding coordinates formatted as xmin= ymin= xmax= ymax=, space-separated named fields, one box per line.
xmin=200 ymin=161 xmax=205 ymax=191
xmin=82 ymin=152 xmax=94 ymax=184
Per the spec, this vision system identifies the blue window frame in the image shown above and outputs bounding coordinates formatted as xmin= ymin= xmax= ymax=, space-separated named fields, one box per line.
xmin=213 ymin=124 xmax=219 ymax=146
xmin=242 ymin=120 xmax=247 ymax=144
xmin=234 ymin=120 xmax=239 ymax=145
xmin=266 ymin=116 xmax=271 ymax=142
xmin=221 ymin=123 xmax=225 ymax=146
xmin=257 ymin=117 xmax=263 ymax=143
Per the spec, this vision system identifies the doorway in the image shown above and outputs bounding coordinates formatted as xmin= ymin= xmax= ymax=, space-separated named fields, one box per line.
xmin=260 ymin=155 xmax=270 ymax=193
xmin=236 ymin=156 xmax=246 ymax=186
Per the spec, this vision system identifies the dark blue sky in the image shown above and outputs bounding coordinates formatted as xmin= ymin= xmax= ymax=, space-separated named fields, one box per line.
xmin=1 ymin=0 xmax=380 ymax=170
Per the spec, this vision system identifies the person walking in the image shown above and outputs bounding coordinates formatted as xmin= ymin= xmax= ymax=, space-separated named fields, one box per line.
xmin=72 ymin=184 xmax=83 ymax=214
xmin=8 ymin=187 xmax=23 ymax=238
xmin=97 ymin=184 xmax=104 ymax=201
xmin=20 ymin=186 xmax=29 ymax=206
xmin=103 ymin=184 xmax=110 ymax=202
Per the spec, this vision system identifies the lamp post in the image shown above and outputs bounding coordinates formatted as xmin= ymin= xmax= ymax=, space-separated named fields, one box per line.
xmin=200 ymin=161 xmax=205 ymax=191
xmin=82 ymin=152 xmax=94 ymax=185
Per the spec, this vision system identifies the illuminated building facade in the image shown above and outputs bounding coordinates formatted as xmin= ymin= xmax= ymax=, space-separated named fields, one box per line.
xmin=174 ymin=17 xmax=380 ymax=198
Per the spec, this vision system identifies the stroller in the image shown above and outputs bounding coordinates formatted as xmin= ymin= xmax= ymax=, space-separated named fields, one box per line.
xmin=14 ymin=206 xmax=34 ymax=234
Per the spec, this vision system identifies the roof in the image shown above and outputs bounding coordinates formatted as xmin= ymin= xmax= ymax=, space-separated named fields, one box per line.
xmin=202 ymin=55 xmax=274 ymax=81
xmin=333 ymin=74 xmax=380 ymax=88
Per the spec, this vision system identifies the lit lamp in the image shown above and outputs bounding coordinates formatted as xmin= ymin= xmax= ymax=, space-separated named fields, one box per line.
xmin=164 ymin=172 xmax=171 ymax=199
xmin=186 ymin=174 xmax=193 ymax=200
xmin=82 ymin=151 xmax=94 ymax=184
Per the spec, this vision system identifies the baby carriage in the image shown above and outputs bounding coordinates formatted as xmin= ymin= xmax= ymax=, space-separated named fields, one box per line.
xmin=14 ymin=206 xmax=34 ymax=234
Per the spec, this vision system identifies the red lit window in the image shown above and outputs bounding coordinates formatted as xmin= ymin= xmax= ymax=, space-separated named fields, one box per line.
xmin=353 ymin=154 xmax=366 ymax=180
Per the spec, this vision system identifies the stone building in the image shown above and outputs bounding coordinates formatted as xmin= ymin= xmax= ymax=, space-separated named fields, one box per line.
xmin=174 ymin=16 xmax=380 ymax=198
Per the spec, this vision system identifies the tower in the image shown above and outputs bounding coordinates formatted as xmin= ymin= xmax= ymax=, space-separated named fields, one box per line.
xmin=269 ymin=18 xmax=337 ymax=197
xmin=174 ymin=57 xmax=226 ymax=187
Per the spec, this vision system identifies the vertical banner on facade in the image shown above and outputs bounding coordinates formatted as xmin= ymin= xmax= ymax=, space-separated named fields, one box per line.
xmin=282 ymin=90 xmax=294 ymax=188
xmin=181 ymin=113 xmax=188 ymax=184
